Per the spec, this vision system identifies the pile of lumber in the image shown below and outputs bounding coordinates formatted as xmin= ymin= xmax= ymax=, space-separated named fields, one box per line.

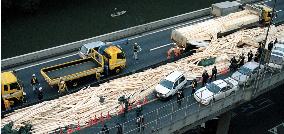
xmin=2 ymin=24 xmax=283 ymax=134
xmin=171 ymin=9 xmax=260 ymax=45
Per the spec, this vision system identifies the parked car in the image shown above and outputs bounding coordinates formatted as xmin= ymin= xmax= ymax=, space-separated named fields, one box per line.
xmin=194 ymin=77 xmax=238 ymax=105
xmin=231 ymin=62 xmax=264 ymax=85
xmin=155 ymin=71 xmax=187 ymax=98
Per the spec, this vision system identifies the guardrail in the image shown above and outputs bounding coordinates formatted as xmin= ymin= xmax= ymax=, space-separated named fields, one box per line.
xmin=1 ymin=0 xmax=261 ymax=70
xmin=1 ymin=8 xmax=210 ymax=70
xmin=71 ymin=68 xmax=284 ymax=134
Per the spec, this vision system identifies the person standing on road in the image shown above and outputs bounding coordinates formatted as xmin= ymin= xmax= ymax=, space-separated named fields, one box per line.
xmin=31 ymin=74 xmax=39 ymax=92
xmin=191 ymin=79 xmax=197 ymax=95
xmin=115 ymin=123 xmax=123 ymax=134
xmin=202 ymin=70 xmax=209 ymax=87
xmin=238 ymin=53 xmax=245 ymax=67
xmin=177 ymin=90 xmax=183 ymax=106
xmin=101 ymin=124 xmax=109 ymax=134
xmin=133 ymin=43 xmax=141 ymax=60
xmin=136 ymin=104 xmax=143 ymax=118
xmin=230 ymin=56 xmax=238 ymax=71
xmin=136 ymin=115 xmax=145 ymax=132
xmin=268 ymin=41 xmax=274 ymax=51
xmin=211 ymin=66 xmax=217 ymax=81
xmin=38 ymin=87 xmax=43 ymax=101
xmin=247 ymin=50 xmax=253 ymax=62
xmin=3 ymin=99 xmax=11 ymax=111
xmin=58 ymin=79 xmax=68 ymax=95
xmin=123 ymin=98 xmax=129 ymax=115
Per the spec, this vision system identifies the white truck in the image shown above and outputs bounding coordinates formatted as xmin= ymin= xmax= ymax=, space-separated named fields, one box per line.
xmin=268 ymin=38 xmax=284 ymax=70
xmin=171 ymin=3 xmax=272 ymax=50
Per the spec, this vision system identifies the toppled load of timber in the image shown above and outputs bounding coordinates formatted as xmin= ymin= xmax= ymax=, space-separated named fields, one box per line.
xmin=171 ymin=9 xmax=259 ymax=47
xmin=2 ymin=25 xmax=284 ymax=134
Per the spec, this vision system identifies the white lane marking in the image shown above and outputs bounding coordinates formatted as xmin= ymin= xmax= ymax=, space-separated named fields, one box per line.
xmin=129 ymin=16 xmax=212 ymax=40
xmin=150 ymin=43 xmax=174 ymax=51
xmin=276 ymin=10 xmax=282 ymax=13
xmin=268 ymin=123 xmax=284 ymax=134
xmin=15 ymin=53 xmax=78 ymax=71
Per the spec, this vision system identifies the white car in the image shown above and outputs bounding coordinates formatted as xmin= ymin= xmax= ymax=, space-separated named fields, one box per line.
xmin=231 ymin=62 xmax=264 ymax=85
xmin=194 ymin=77 xmax=238 ymax=105
xmin=155 ymin=71 xmax=187 ymax=98
xmin=78 ymin=41 xmax=106 ymax=58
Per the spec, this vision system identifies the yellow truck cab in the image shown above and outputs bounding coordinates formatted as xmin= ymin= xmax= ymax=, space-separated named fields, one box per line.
xmin=1 ymin=72 xmax=25 ymax=106
xmin=256 ymin=5 xmax=273 ymax=24
xmin=102 ymin=45 xmax=126 ymax=73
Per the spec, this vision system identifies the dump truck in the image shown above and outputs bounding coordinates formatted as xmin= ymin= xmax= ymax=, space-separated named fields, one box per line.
xmin=41 ymin=45 xmax=126 ymax=87
xmin=1 ymin=72 xmax=26 ymax=110
xmin=171 ymin=3 xmax=273 ymax=51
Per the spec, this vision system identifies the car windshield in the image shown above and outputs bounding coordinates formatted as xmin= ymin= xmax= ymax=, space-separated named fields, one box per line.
xmin=80 ymin=46 xmax=88 ymax=54
xmin=270 ymin=55 xmax=283 ymax=64
xmin=224 ymin=79 xmax=233 ymax=88
xmin=274 ymin=47 xmax=284 ymax=52
xmin=206 ymin=83 xmax=221 ymax=94
xmin=238 ymin=66 xmax=252 ymax=75
xmin=160 ymin=79 xmax=174 ymax=89
xmin=272 ymin=51 xmax=284 ymax=57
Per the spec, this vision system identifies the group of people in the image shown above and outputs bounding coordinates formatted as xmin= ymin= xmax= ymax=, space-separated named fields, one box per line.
xmin=229 ymin=53 xmax=246 ymax=71
xmin=30 ymin=74 xmax=69 ymax=102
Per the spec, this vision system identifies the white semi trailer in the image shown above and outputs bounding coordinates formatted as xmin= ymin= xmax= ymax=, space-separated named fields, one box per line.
xmin=171 ymin=3 xmax=272 ymax=50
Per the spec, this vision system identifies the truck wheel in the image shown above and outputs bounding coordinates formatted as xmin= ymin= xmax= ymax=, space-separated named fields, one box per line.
xmin=115 ymin=67 xmax=121 ymax=74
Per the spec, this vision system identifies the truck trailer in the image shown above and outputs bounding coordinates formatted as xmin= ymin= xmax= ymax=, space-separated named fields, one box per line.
xmin=171 ymin=3 xmax=272 ymax=50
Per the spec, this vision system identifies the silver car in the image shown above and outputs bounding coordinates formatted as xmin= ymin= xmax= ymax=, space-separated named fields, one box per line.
xmin=231 ymin=62 xmax=264 ymax=85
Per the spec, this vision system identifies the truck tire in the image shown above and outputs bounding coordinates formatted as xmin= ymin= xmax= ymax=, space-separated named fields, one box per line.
xmin=115 ymin=67 xmax=121 ymax=74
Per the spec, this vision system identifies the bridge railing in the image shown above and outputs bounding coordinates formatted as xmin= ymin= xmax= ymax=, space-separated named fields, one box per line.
xmin=96 ymin=68 xmax=284 ymax=134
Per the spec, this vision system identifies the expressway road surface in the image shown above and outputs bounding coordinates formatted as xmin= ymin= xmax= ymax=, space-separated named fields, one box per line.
xmin=1 ymin=15 xmax=213 ymax=113
xmin=2 ymin=1 xmax=283 ymax=130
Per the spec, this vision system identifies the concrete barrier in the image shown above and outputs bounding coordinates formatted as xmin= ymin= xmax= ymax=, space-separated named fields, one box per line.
xmin=1 ymin=8 xmax=210 ymax=70
xmin=1 ymin=0 xmax=261 ymax=69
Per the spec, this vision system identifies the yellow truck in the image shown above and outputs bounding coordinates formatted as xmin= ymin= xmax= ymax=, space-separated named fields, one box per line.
xmin=1 ymin=72 xmax=25 ymax=109
xmin=41 ymin=45 xmax=126 ymax=87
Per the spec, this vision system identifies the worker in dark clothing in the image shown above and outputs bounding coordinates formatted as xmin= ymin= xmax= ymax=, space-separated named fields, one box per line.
xmin=247 ymin=50 xmax=253 ymax=62
xmin=230 ymin=56 xmax=238 ymax=71
xmin=101 ymin=124 xmax=109 ymax=134
xmin=136 ymin=104 xmax=142 ymax=117
xmin=31 ymin=74 xmax=39 ymax=92
xmin=104 ymin=64 xmax=109 ymax=76
xmin=211 ymin=66 xmax=217 ymax=81
xmin=176 ymin=90 xmax=183 ymax=106
xmin=268 ymin=41 xmax=274 ymax=51
xmin=115 ymin=123 xmax=123 ymax=134
xmin=254 ymin=52 xmax=260 ymax=62
xmin=274 ymin=38 xmax=278 ymax=44
xmin=133 ymin=43 xmax=141 ymax=60
xmin=191 ymin=79 xmax=197 ymax=95
xmin=38 ymin=87 xmax=43 ymax=101
xmin=202 ymin=70 xmax=209 ymax=87
xmin=238 ymin=53 xmax=245 ymax=67
xmin=136 ymin=115 xmax=145 ymax=132
xmin=124 ymin=98 xmax=129 ymax=115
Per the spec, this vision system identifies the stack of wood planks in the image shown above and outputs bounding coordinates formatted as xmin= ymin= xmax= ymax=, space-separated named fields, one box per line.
xmin=2 ymin=24 xmax=283 ymax=134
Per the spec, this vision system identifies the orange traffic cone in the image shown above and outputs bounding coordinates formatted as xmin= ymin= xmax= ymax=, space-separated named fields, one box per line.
xmin=107 ymin=111 xmax=111 ymax=120
xmin=67 ymin=125 xmax=74 ymax=134
xmin=76 ymin=121 xmax=81 ymax=131
xmin=60 ymin=127 xmax=63 ymax=134
xmin=118 ymin=105 xmax=124 ymax=115
xmin=143 ymin=97 xmax=148 ymax=105
xmin=93 ymin=115 xmax=98 ymax=125
xmin=100 ymin=113 xmax=104 ymax=123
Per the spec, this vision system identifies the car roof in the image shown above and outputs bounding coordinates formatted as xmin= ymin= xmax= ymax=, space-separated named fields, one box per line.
xmin=1 ymin=72 xmax=17 ymax=85
xmin=83 ymin=41 xmax=106 ymax=49
xmin=243 ymin=62 xmax=259 ymax=70
xmin=165 ymin=71 xmax=183 ymax=82
xmin=212 ymin=80 xmax=227 ymax=89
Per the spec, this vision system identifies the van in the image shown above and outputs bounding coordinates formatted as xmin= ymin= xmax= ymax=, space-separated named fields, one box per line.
xmin=155 ymin=71 xmax=187 ymax=98
xmin=268 ymin=42 xmax=284 ymax=70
